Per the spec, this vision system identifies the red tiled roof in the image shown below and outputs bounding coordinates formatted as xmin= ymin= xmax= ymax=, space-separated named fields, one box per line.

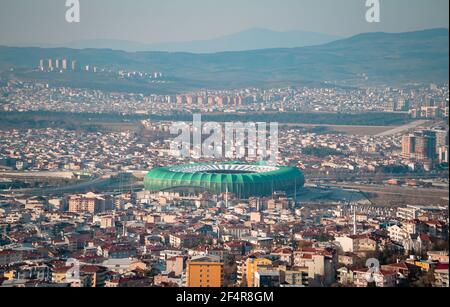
xmin=81 ymin=265 xmax=105 ymax=273
xmin=419 ymin=234 xmax=432 ymax=242
xmin=436 ymin=263 xmax=449 ymax=271
xmin=295 ymin=248 xmax=317 ymax=253
xmin=384 ymin=262 xmax=409 ymax=269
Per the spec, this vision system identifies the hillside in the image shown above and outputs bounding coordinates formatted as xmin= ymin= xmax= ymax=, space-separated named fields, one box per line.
xmin=0 ymin=28 xmax=448 ymax=92
xmin=48 ymin=28 xmax=340 ymax=53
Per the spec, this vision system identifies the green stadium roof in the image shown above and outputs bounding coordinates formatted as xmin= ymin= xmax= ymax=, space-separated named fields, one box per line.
xmin=144 ymin=163 xmax=304 ymax=199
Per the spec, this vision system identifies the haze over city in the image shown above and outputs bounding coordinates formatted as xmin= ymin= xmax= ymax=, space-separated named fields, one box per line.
xmin=0 ymin=0 xmax=448 ymax=49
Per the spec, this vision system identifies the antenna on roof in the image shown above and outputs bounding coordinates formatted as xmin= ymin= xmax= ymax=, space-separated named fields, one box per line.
xmin=271 ymin=179 xmax=274 ymax=200
xmin=294 ymin=177 xmax=297 ymax=204
xmin=225 ymin=185 xmax=229 ymax=208
xmin=345 ymin=187 xmax=358 ymax=235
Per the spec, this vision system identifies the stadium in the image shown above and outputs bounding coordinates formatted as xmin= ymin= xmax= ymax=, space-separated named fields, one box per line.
xmin=144 ymin=163 xmax=305 ymax=199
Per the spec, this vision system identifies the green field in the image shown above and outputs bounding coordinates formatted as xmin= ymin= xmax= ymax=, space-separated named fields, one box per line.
xmin=0 ymin=111 xmax=413 ymax=133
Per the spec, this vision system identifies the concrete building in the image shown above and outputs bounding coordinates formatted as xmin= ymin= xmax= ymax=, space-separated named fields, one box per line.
xmin=166 ymin=256 xmax=186 ymax=277
xmin=68 ymin=192 xmax=113 ymax=214
xmin=335 ymin=235 xmax=377 ymax=253
xmin=254 ymin=269 xmax=280 ymax=287
xmin=402 ymin=131 xmax=437 ymax=166
xmin=433 ymin=263 xmax=449 ymax=288
xmin=354 ymin=269 xmax=397 ymax=287
xmin=186 ymin=255 xmax=223 ymax=287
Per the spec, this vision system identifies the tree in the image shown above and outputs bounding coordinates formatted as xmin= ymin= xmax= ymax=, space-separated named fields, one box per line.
xmin=411 ymin=271 xmax=435 ymax=287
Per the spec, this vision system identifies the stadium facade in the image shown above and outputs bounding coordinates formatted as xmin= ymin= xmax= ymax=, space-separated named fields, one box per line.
xmin=144 ymin=163 xmax=305 ymax=199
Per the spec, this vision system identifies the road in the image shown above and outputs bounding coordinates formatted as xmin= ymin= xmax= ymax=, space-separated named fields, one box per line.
xmin=328 ymin=183 xmax=449 ymax=206
xmin=3 ymin=174 xmax=110 ymax=196
xmin=0 ymin=171 xmax=76 ymax=179
xmin=305 ymin=172 xmax=448 ymax=181
xmin=375 ymin=120 xmax=428 ymax=137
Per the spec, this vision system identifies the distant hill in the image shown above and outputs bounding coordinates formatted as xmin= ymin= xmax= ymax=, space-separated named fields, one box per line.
xmin=0 ymin=28 xmax=448 ymax=92
xmin=26 ymin=28 xmax=340 ymax=53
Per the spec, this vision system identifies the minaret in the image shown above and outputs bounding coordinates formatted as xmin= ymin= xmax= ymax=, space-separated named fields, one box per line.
xmin=353 ymin=205 xmax=357 ymax=235
xmin=294 ymin=177 xmax=297 ymax=204
xmin=225 ymin=185 xmax=229 ymax=208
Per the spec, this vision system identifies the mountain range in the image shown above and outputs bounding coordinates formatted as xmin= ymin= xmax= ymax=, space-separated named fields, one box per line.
xmin=0 ymin=28 xmax=448 ymax=93
xmin=16 ymin=28 xmax=341 ymax=53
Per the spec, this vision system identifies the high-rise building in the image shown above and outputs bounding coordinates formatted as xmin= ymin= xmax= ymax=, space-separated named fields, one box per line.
xmin=186 ymin=255 xmax=223 ymax=287
xmin=197 ymin=96 xmax=204 ymax=107
xmin=176 ymin=95 xmax=184 ymax=106
xmin=385 ymin=98 xmax=396 ymax=112
xmin=217 ymin=96 xmax=223 ymax=108
xmin=237 ymin=96 xmax=243 ymax=107
xmin=424 ymin=97 xmax=436 ymax=107
xmin=186 ymin=95 xmax=193 ymax=106
xmin=166 ymin=95 xmax=175 ymax=104
xmin=397 ymin=98 xmax=410 ymax=111
xmin=245 ymin=257 xmax=273 ymax=287
xmin=402 ymin=135 xmax=416 ymax=158
xmin=421 ymin=106 xmax=442 ymax=119
xmin=208 ymin=96 xmax=215 ymax=107
xmin=434 ymin=128 xmax=449 ymax=150
xmin=62 ymin=59 xmax=68 ymax=70
xmin=71 ymin=60 xmax=77 ymax=71
xmin=254 ymin=270 xmax=281 ymax=287
xmin=39 ymin=59 xmax=44 ymax=71
xmin=48 ymin=59 xmax=53 ymax=70
xmin=417 ymin=131 xmax=437 ymax=162
xmin=438 ymin=146 xmax=449 ymax=164
xmin=166 ymin=256 xmax=186 ymax=277
xmin=402 ymin=131 xmax=437 ymax=166
xmin=68 ymin=192 xmax=113 ymax=214
xmin=100 ymin=216 xmax=115 ymax=229
xmin=55 ymin=59 xmax=60 ymax=69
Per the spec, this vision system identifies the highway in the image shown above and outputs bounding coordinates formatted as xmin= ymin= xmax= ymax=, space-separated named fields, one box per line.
xmin=2 ymin=173 xmax=113 ymax=196
xmin=375 ymin=120 xmax=431 ymax=137
xmin=305 ymin=172 xmax=448 ymax=181
xmin=0 ymin=171 xmax=76 ymax=180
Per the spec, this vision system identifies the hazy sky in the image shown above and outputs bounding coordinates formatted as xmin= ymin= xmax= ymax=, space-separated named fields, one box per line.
xmin=0 ymin=0 xmax=448 ymax=45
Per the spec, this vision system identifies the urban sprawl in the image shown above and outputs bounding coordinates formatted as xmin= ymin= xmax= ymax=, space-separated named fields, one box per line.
xmin=0 ymin=77 xmax=448 ymax=288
